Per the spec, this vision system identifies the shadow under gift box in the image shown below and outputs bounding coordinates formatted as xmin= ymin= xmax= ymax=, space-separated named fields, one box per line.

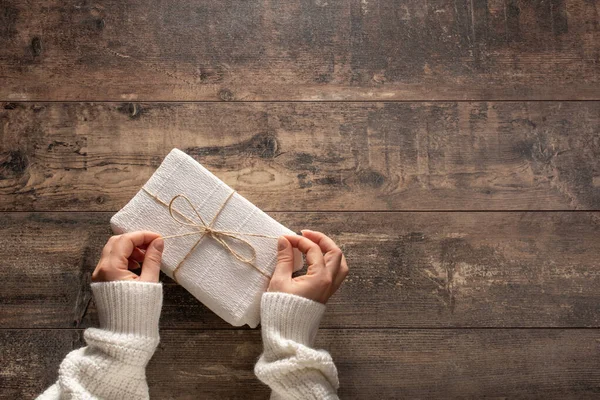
xmin=110 ymin=148 xmax=304 ymax=328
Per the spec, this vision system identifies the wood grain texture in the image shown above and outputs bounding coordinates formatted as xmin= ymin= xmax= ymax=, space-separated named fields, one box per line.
xmin=2 ymin=101 xmax=599 ymax=212
xmin=3 ymin=0 xmax=600 ymax=397
xmin=2 ymin=211 xmax=599 ymax=329
xmin=1 ymin=0 xmax=599 ymax=101
xmin=3 ymin=329 xmax=600 ymax=399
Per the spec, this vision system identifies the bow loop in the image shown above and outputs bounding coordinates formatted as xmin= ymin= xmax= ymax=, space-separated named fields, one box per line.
xmin=142 ymin=187 xmax=276 ymax=283
xmin=167 ymin=194 xmax=209 ymax=229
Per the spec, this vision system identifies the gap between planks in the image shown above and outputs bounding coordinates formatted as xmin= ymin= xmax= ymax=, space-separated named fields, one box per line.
xmin=3 ymin=210 xmax=600 ymax=214
xmin=2 ymin=327 xmax=600 ymax=331
xmin=2 ymin=99 xmax=600 ymax=104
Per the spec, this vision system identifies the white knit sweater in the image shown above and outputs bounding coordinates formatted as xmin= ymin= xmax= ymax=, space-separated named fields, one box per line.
xmin=37 ymin=281 xmax=339 ymax=399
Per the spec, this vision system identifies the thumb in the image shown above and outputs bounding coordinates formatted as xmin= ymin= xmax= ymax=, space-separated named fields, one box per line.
xmin=140 ymin=238 xmax=164 ymax=283
xmin=271 ymin=236 xmax=294 ymax=282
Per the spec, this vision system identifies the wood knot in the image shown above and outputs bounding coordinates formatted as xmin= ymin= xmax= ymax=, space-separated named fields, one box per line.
xmin=0 ymin=150 xmax=29 ymax=179
xmin=250 ymin=133 xmax=278 ymax=158
xmin=315 ymin=74 xmax=332 ymax=83
xmin=31 ymin=37 xmax=43 ymax=57
xmin=128 ymin=103 xmax=138 ymax=117
xmin=95 ymin=18 xmax=105 ymax=30
xmin=506 ymin=2 xmax=520 ymax=17
xmin=357 ymin=169 xmax=386 ymax=188
xmin=218 ymin=88 xmax=234 ymax=101
xmin=118 ymin=103 xmax=142 ymax=119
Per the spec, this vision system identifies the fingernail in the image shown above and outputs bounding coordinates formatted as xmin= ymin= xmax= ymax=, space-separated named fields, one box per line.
xmin=277 ymin=237 xmax=287 ymax=250
xmin=153 ymin=238 xmax=164 ymax=252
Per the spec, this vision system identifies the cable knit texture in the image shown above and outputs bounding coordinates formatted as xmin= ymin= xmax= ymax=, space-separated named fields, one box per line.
xmin=37 ymin=285 xmax=340 ymax=399
xmin=37 ymin=281 xmax=163 ymax=400
xmin=254 ymin=292 xmax=340 ymax=400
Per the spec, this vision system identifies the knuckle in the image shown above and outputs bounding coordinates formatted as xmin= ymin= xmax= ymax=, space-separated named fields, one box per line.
xmin=108 ymin=235 xmax=119 ymax=243
xmin=277 ymin=247 xmax=291 ymax=256
xmin=277 ymin=254 xmax=294 ymax=263
xmin=144 ymin=253 xmax=162 ymax=265
xmin=331 ymin=247 xmax=342 ymax=256
xmin=321 ymin=275 xmax=333 ymax=287
xmin=306 ymin=240 xmax=319 ymax=249
xmin=114 ymin=235 xmax=126 ymax=243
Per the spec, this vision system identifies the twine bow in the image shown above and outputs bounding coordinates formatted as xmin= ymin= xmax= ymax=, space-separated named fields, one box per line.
xmin=141 ymin=187 xmax=277 ymax=282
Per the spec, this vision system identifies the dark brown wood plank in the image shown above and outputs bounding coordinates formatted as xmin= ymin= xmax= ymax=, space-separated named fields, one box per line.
xmin=1 ymin=1 xmax=599 ymax=101
xmin=0 ymin=330 xmax=84 ymax=399
xmin=2 ymin=211 xmax=599 ymax=329
xmin=3 ymin=328 xmax=600 ymax=399
xmin=2 ymin=101 xmax=599 ymax=211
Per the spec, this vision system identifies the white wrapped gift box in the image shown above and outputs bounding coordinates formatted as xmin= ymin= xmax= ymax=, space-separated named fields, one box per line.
xmin=110 ymin=149 xmax=303 ymax=327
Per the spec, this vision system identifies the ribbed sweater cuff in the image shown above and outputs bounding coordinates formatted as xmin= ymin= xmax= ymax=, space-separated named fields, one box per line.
xmin=260 ymin=292 xmax=326 ymax=348
xmin=91 ymin=281 xmax=163 ymax=339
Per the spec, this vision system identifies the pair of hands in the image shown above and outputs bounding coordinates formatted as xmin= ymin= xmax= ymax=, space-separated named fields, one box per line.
xmin=92 ymin=230 xmax=348 ymax=304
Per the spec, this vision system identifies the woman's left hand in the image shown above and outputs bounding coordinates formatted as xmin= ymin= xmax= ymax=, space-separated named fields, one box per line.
xmin=91 ymin=231 xmax=164 ymax=283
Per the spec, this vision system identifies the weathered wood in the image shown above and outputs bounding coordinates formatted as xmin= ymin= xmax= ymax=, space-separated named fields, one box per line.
xmin=1 ymin=0 xmax=599 ymax=101
xmin=2 ymin=211 xmax=599 ymax=329
xmin=1 ymin=101 xmax=599 ymax=211
xmin=0 ymin=330 xmax=85 ymax=399
xmin=3 ymin=328 xmax=600 ymax=399
xmin=2 ymin=0 xmax=598 ymax=398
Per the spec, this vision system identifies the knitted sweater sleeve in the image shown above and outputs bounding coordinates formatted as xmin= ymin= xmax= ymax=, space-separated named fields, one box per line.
xmin=254 ymin=292 xmax=340 ymax=400
xmin=37 ymin=281 xmax=163 ymax=400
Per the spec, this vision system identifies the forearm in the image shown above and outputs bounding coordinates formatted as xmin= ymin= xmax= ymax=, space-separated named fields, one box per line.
xmin=37 ymin=281 xmax=163 ymax=400
xmin=254 ymin=292 xmax=339 ymax=400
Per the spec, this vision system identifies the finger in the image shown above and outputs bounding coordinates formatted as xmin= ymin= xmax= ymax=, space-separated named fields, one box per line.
xmin=271 ymin=237 xmax=294 ymax=283
xmin=92 ymin=259 xmax=136 ymax=282
xmin=300 ymin=230 xmax=339 ymax=253
xmin=333 ymin=254 xmax=349 ymax=289
xmin=139 ymin=238 xmax=164 ymax=283
xmin=130 ymin=247 xmax=146 ymax=263
xmin=128 ymin=259 xmax=141 ymax=270
xmin=333 ymin=254 xmax=350 ymax=284
xmin=111 ymin=231 xmax=162 ymax=259
xmin=301 ymin=230 xmax=342 ymax=276
xmin=282 ymin=234 xmax=326 ymax=271
xmin=323 ymin=248 xmax=343 ymax=277
xmin=133 ymin=241 xmax=153 ymax=250
xmin=104 ymin=235 xmax=130 ymax=270
xmin=100 ymin=235 xmax=118 ymax=258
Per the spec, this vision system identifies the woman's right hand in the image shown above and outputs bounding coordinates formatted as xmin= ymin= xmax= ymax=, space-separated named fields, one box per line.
xmin=268 ymin=230 xmax=348 ymax=304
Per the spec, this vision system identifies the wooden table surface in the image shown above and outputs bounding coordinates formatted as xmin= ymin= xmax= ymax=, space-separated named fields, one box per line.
xmin=1 ymin=0 xmax=600 ymax=398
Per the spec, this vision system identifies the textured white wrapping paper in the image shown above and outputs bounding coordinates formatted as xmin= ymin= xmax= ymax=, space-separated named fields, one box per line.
xmin=110 ymin=149 xmax=303 ymax=327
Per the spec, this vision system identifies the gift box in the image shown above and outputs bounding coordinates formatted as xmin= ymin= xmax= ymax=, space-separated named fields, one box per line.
xmin=110 ymin=149 xmax=303 ymax=327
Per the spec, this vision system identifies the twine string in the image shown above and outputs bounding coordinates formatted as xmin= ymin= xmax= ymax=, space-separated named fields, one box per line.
xmin=141 ymin=187 xmax=277 ymax=282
